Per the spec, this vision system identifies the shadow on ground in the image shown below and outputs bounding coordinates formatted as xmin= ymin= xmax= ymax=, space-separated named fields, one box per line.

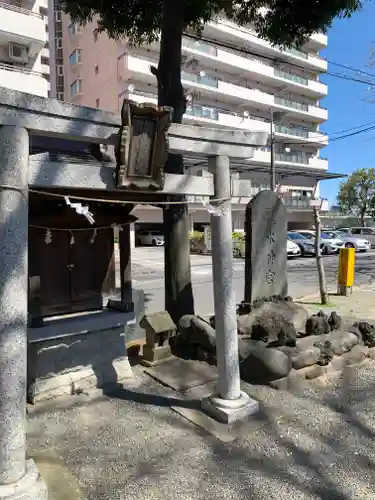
xmin=27 ymin=360 xmax=375 ymax=500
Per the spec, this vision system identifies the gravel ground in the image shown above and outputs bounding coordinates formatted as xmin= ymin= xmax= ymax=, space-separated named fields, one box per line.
xmin=27 ymin=360 xmax=375 ymax=500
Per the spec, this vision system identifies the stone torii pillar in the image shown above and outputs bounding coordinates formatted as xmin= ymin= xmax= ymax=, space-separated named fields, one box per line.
xmin=0 ymin=126 xmax=47 ymax=499
xmin=201 ymin=154 xmax=259 ymax=424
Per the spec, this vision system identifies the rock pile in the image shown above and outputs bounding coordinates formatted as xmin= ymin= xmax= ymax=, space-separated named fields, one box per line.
xmin=175 ymin=297 xmax=375 ymax=389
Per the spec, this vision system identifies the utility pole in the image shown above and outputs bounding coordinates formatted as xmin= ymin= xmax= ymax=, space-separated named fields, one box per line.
xmin=270 ymin=109 xmax=276 ymax=191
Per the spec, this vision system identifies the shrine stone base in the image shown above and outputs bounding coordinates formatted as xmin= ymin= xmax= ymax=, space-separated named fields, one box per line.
xmin=27 ymin=290 xmax=146 ymax=404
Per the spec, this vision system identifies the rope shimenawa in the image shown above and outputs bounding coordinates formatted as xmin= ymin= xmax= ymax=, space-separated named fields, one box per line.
xmin=0 ymin=183 xmax=229 ymax=232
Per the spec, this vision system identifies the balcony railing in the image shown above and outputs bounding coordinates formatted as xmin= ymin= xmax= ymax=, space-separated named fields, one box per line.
xmin=0 ymin=1 xmax=43 ymax=18
xmin=275 ymin=124 xmax=308 ymax=138
xmin=284 ymin=47 xmax=308 ymax=59
xmin=275 ymin=96 xmax=309 ymax=112
xmin=274 ymin=68 xmax=308 ymax=86
xmin=182 ymin=38 xmax=218 ymax=56
xmin=282 ymin=196 xmax=311 ymax=207
xmin=0 ymin=62 xmax=42 ymax=77
xmin=275 ymin=152 xmax=309 ymax=164
xmin=181 ymin=71 xmax=218 ymax=88
xmin=185 ymin=104 xmax=219 ymax=120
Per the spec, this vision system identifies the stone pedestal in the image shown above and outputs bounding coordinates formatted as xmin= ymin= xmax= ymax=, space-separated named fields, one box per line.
xmin=0 ymin=126 xmax=47 ymax=498
xmin=202 ymin=392 xmax=259 ymax=424
xmin=204 ymin=155 xmax=259 ymax=423
xmin=142 ymin=345 xmax=172 ymax=366
xmin=140 ymin=311 xmax=176 ymax=367
xmin=0 ymin=460 xmax=47 ymax=500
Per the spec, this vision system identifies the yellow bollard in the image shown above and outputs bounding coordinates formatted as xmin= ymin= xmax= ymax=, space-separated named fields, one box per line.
xmin=337 ymin=247 xmax=355 ymax=296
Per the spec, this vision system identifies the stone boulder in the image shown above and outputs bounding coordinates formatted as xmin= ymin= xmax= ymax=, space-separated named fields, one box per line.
xmin=237 ymin=301 xmax=310 ymax=346
xmin=328 ymin=311 xmax=342 ymax=331
xmin=305 ymin=313 xmax=330 ymax=336
xmin=240 ymin=345 xmax=292 ymax=384
xmin=355 ymin=322 xmax=375 ymax=348
xmin=329 ymin=330 xmax=359 ymax=355
xmin=292 ymin=347 xmax=320 ymax=370
xmin=178 ymin=315 xmax=216 ymax=352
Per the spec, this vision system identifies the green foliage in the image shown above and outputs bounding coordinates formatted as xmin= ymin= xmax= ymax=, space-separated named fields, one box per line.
xmin=188 ymin=230 xmax=204 ymax=241
xmin=60 ymin=0 xmax=363 ymax=48
xmin=232 ymin=231 xmax=245 ymax=241
xmin=337 ymin=168 xmax=375 ymax=224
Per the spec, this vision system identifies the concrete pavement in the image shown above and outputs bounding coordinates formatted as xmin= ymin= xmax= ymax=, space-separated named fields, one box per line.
xmin=127 ymin=248 xmax=375 ymax=315
xmin=27 ymin=359 xmax=375 ymax=500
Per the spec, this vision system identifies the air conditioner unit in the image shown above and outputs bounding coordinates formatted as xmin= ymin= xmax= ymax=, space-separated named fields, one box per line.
xmin=9 ymin=43 xmax=28 ymax=63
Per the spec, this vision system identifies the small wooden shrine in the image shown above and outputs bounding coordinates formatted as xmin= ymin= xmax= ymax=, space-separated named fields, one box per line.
xmin=27 ymin=137 xmax=138 ymax=327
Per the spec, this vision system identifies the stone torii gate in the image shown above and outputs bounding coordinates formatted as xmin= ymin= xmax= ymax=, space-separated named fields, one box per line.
xmin=0 ymin=89 xmax=267 ymax=499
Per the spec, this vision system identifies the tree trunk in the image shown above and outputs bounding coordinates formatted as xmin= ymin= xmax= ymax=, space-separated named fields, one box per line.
xmin=313 ymin=207 xmax=329 ymax=305
xmin=360 ymin=211 xmax=365 ymax=227
xmin=156 ymin=0 xmax=194 ymax=324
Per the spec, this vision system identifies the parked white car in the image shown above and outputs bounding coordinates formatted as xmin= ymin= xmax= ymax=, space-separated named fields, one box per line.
xmin=324 ymin=230 xmax=370 ymax=253
xmin=294 ymin=230 xmax=344 ymax=254
xmin=136 ymin=230 xmax=164 ymax=246
xmin=287 ymin=239 xmax=301 ymax=258
xmin=339 ymin=227 xmax=375 ymax=249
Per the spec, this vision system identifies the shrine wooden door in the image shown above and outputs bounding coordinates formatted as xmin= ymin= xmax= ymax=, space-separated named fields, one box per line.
xmin=70 ymin=228 xmax=115 ymax=311
xmin=28 ymin=227 xmax=115 ymax=317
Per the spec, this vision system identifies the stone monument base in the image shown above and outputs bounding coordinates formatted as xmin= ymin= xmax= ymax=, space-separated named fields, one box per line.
xmin=0 ymin=459 xmax=47 ymax=500
xmin=202 ymin=391 xmax=259 ymax=424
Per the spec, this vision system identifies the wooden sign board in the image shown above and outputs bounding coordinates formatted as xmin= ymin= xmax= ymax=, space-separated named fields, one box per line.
xmin=115 ymin=99 xmax=172 ymax=190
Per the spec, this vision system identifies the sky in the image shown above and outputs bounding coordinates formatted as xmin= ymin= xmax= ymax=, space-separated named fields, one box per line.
xmin=319 ymin=0 xmax=375 ymax=206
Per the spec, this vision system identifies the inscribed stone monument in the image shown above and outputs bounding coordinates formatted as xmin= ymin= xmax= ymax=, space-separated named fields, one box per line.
xmin=244 ymin=190 xmax=287 ymax=303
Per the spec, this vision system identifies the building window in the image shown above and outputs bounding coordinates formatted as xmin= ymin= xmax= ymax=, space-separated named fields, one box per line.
xmin=94 ymin=65 xmax=99 ymax=75
xmin=68 ymin=23 xmax=81 ymax=37
xmin=71 ymin=79 xmax=83 ymax=97
xmin=69 ymin=49 xmax=82 ymax=65
xmin=96 ymin=98 xmax=100 ymax=108
xmin=57 ymin=92 xmax=64 ymax=101
xmin=56 ymin=38 xmax=62 ymax=49
xmin=41 ymin=56 xmax=49 ymax=66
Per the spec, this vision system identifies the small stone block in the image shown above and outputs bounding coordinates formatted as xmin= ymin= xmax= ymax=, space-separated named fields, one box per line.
xmin=201 ymin=394 xmax=259 ymax=424
xmin=141 ymin=344 xmax=172 ymax=365
xmin=0 ymin=459 xmax=48 ymax=499
xmin=107 ymin=299 xmax=134 ymax=313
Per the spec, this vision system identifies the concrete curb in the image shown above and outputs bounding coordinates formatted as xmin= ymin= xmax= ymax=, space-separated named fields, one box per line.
xmin=296 ymin=283 xmax=373 ymax=303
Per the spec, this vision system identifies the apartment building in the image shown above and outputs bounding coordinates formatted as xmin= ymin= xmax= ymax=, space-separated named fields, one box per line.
xmin=53 ymin=13 xmax=339 ymax=230
xmin=0 ymin=0 xmax=49 ymax=97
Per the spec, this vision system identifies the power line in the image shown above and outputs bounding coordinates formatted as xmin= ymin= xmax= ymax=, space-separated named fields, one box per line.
xmin=327 ymin=60 xmax=375 ymax=79
xmin=327 ymin=120 xmax=375 ymax=137
xmin=330 ymin=124 xmax=375 ymax=142
xmin=183 ymin=32 xmax=375 ymax=86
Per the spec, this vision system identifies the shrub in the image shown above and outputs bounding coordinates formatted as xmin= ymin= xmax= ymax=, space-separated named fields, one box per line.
xmin=232 ymin=231 xmax=245 ymax=241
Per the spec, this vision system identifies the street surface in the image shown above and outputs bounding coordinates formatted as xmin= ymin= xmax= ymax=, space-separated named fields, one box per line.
xmin=127 ymin=247 xmax=375 ymax=315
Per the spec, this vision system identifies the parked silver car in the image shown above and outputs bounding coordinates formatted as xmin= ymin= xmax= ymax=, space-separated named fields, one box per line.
xmin=294 ymin=230 xmax=344 ymax=254
xmin=339 ymin=227 xmax=375 ymax=249
xmin=324 ymin=230 xmax=370 ymax=252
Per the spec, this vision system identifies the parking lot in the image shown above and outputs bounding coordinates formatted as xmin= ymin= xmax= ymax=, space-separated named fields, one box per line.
xmin=126 ymin=247 xmax=375 ymax=315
